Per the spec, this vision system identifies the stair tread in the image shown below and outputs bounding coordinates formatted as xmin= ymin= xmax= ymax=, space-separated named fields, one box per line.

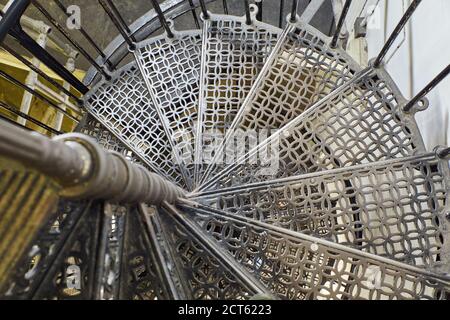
xmin=181 ymin=203 xmax=450 ymax=300
xmin=200 ymin=67 xmax=425 ymax=191
xmin=84 ymin=63 xmax=186 ymax=188
xmin=194 ymin=13 xmax=282 ymax=185
xmin=198 ymin=20 xmax=358 ymax=184
xmin=192 ymin=153 xmax=450 ymax=272
xmin=159 ymin=205 xmax=269 ymax=300
xmin=135 ymin=30 xmax=203 ymax=190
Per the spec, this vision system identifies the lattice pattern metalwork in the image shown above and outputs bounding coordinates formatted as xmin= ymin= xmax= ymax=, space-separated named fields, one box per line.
xmin=232 ymin=21 xmax=357 ymax=132
xmin=136 ymin=30 xmax=202 ymax=188
xmin=194 ymin=13 xmax=281 ymax=182
xmin=32 ymin=201 xmax=103 ymax=300
xmin=184 ymin=206 xmax=450 ymax=300
xmin=80 ymin=116 xmax=137 ymax=160
xmin=199 ymin=21 xmax=358 ymax=184
xmin=195 ymin=154 xmax=450 ymax=272
xmin=84 ymin=63 xmax=186 ymax=188
xmin=203 ymin=68 xmax=425 ymax=191
xmin=160 ymin=211 xmax=256 ymax=300
xmin=0 ymin=199 xmax=90 ymax=299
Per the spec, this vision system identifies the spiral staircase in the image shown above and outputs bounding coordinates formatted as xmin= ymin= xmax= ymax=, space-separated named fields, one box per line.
xmin=0 ymin=0 xmax=450 ymax=300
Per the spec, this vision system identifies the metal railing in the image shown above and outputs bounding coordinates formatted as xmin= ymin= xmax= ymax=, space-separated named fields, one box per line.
xmin=0 ymin=0 xmax=448 ymax=154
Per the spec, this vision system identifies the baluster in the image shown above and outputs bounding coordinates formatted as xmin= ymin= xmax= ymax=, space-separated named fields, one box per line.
xmin=373 ymin=0 xmax=422 ymax=68
xmin=186 ymin=0 xmax=200 ymax=28
xmin=244 ymin=0 xmax=252 ymax=25
xmin=150 ymin=0 xmax=174 ymax=38
xmin=53 ymin=0 xmax=114 ymax=70
xmin=330 ymin=0 xmax=352 ymax=48
xmin=403 ymin=64 xmax=450 ymax=113
xmin=198 ymin=0 xmax=209 ymax=19
xmin=290 ymin=0 xmax=299 ymax=23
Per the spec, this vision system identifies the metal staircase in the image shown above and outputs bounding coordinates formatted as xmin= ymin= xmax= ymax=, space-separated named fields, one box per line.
xmin=0 ymin=0 xmax=450 ymax=300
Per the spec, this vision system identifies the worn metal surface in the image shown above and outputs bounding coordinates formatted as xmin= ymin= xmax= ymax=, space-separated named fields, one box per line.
xmin=135 ymin=29 xmax=202 ymax=190
xmin=84 ymin=62 xmax=186 ymax=187
xmin=193 ymin=152 xmax=450 ymax=273
xmin=200 ymin=65 xmax=426 ymax=191
xmin=194 ymin=10 xmax=281 ymax=184
xmin=181 ymin=204 xmax=450 ymax=300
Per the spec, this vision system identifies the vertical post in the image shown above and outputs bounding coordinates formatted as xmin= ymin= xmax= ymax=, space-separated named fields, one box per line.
xmin=403 ymin=64 xmax=450 ymax=113
xmin=244 ymin=0 xmax=252 ymax=25
xmin=290 ymin=0 xmax=299 ymax=23
xmin=330 ymin=0 xmax=352 ymax=48
xmin=255 ymin=0 xmax=263 ymax=22
xmin=279 ymin=0 xmax=285 ymax=27
xmin=373 ymin=0 xmax=422 ymax=68
xmin=186 ymin=0 xmax=200 ymax=28
xmin=150 ymin=0 xmax=174 ymax=38
xmin=222 ymin=0 xmax=229 ymax=14
xmin=99 ymin=0 xmax=135 ymax=49
xmin=199 ymin=0 xmax=209 ymax=19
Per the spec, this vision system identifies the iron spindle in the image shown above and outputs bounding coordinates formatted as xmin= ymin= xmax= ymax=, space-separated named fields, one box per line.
xmin=150 ymin=0 xmax=174 ymax=38
xmin=2 ymin=43 xmax=82 ymax=104
xmin=279 ymin=0 xmax=285 ymax=27
xmin=99 ymin=0 xmax=135 ymax=49
xmin=0 ymin=69 xmax=80 ymax=121
xmin=403 ymin=64 xmax=450 ymax=113
xmin=53 ymin=0 xmax=114 ymax=70
xmin=105 ymin=0 xmax=136 ymax=41
xmin=0 ymin=0 xmax=30 ymax=43
xmin=198 ymin=0 xmax=209 ymax=19
xmin=373 ymin=0 xmax=422 ymax=68
xmin=32 ymin=0 xmax=111 ymax=79
xmin=0 ymin=0 xmax=88 ymax=93
xmin=244 ymin=0 xmax=252 ymax=25
xmin=255 ymin=0 xmax=263 ymax=21
xmin=186 ymin=0 xmax=200 ymax=28
xmin=330 ymin=0 xmax=352 ymax=48
xmin=290 ymin=0 xmax=299 ymax=23
xmin=222 ymin=0 xmax=229 ymax=14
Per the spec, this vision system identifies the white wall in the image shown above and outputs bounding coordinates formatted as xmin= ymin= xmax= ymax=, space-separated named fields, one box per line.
xmin=346 ymin=0 xmax=450 ymax=151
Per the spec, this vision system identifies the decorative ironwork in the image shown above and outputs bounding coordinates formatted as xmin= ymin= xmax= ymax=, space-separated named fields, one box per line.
xmin=194 ymin=11 xmax=281 ymax=184
xmin=193 ymin=153 xmax=450 ymax=272
xmin=95 ymin=203 xmax=126 ymax=300
xmin=0 ymin=199 xmax=90 ymax=299
xmin=84 ymin=63 xmax=186 ymax=188
xmin=119 ymin=205 xmax=175 ymax=300
xmin=1 ymin=0 xmax=450 ymax=301
xmin=31 ymin=201 xmax=103 ymax=300
xmin=135 ymin=29 xmax=202 ymax=189
xmin=159 ymin=208 xmax=262 ymax=300
xmin=182 ymin=204 xmax=450 ymax=300
xmin=79 ymin=115 xmax=140 ymax=164
xmin=201 ymin=67 xmax=426 ymax=191
xmin=198 ymin=19 xmax=359 ymax=185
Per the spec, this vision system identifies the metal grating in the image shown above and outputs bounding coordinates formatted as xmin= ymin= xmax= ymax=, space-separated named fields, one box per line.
xmin=160 ymin=209 xmax=260 ymax=300
xmin=135 ymin=30 xmax=202 ymax=189
xmin=193 ymin=154 xmax=450 ymax=272
xmin=199 ymin=21 xmax=358 ymax=183
xmin=201 ymin=68 xmax=426 ymax=191
xmin=194 ymin=13 xmax=281 ymax=184
xmin=84 ymin=63 xmax=186 ymax=188
xmin=182 ymin=205 xmax=450 ymax=300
